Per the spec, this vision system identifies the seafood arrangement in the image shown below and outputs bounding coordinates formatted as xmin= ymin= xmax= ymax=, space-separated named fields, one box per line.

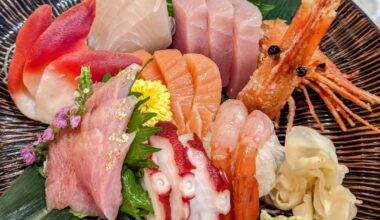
xmin=0 ymin=0 xmax=378 ymax=219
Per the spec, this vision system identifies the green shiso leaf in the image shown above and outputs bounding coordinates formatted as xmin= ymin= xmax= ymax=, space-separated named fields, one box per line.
xmin=0 ymin=167 xmax=78 ymax=220
xmin=125 ymin=97 xmax=161 ymax=169
xmin=69 ymin=209 xmax=88 ymax=219
xmin=101 ymin=73 xmax=113 ymax=83
xmin=120 ymin=168 xmax=154 ymax=220
xmin=250 ymin=0 xmax=301 ymax=23
xmin=166 ymin=0 xmax=173 ymax=17
xmin=249 ymin=0 xmax=276 ymax=15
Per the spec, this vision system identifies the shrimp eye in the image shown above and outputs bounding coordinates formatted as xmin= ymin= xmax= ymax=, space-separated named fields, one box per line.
xmin=316 ymin=63 xmax=326 ymax=71
xmin=296 ymin=66 xmax=307 ymax=77
xmin=268 ymin=45 xmax=281 ymax=56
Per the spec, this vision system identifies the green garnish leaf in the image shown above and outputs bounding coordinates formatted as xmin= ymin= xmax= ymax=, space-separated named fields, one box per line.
xmin=0 ymin=167 xmax=78 ymax=219
xmin=250 ymin=0 xmax=301 ymax=23
xmin=125 ymin=98 xmax=161 ymax=168
xmin=74 ymin=66 xmax=94 ymax=115
xmin=249 ymin=0 xmax=275 ymax=15
xmin=128 ymin=112 xmax=157 ymax=133
xmin=129 ymin=91 xmax=143 ymax=99
xmin=120 ymin=168 xmax=154 ymax=220
xmin=37 ymin=166 xmax=46 ymax=178
xmin=101 ymin=73 xmax=113 ymax=83
xmin=69 ymin=209 xmax=88 ymax=219
xmin=166 ymin=0 xmax=173 ymax=17
xmin=125 ymin=142 xmax=160 ymax=169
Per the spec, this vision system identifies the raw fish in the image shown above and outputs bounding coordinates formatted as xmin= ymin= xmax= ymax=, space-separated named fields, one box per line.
xmin=206 ymin=0 xmax=234 ymax=87
xmin=210 ymin=99 xmax=248 ymax=181
xmin=46 ymin=69 xmax=138 ymax=220
xmin=144 ymin=122 xmax=196 ymax=220
xmin=226 ymin=0 xmax=262 ymax=98
xmin=132 ymin=49 xmax=164 ymax=82
xmin=184 ymin=53 xmax=222 ymax=139
xmin=7 ymin=0 xmax=141 ymax=124
xmin=172 ymin=0 xmax=210 ymax=56
xmin=153 ymin=49 xmax=194 ymax=134
xmin=89 ymin=0 xmax=172 ymax=53
xmin=180 ymin=133 xmax=231 ymax=220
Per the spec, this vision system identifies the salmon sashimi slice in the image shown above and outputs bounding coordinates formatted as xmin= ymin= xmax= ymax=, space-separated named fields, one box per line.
xmin=153 ymin=49 xmax=194 ymax=134
xmin=183 ymin=53 xmax=222 ymax=138
xmin=132 ymin=49 xmax=164 ymax=82
xmin=46 ymin=69 xmax=138 ymax=220
xmin=206 ymin=0 xmax=234 ymax=87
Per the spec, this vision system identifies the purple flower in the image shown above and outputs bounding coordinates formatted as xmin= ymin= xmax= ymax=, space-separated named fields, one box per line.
xmin=32 ymin=134 xmax=43 ymax=146
xmin=53 ymin=107 xmax=70 ymax=129
xmin=20 ymin=147 xmax=36 ymax=165
xmin=70 ymin=115 xmax=81 ymax=128
xmin=42 ymin=127 xmax=54 ymax=141
xmin=56 ymin=107 xmax=70 ymax=119
xmin=54 ymin=117 xmax=68 ymax=129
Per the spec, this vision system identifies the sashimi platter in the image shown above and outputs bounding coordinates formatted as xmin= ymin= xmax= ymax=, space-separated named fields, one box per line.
xmin=0 ymin=0 xmax=380 ymax=219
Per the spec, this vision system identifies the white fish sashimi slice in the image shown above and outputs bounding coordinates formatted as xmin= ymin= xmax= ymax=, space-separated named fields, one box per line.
xmin=112 ymin=0 xmax=173 ymax=53
xmin=206 ymin=0 xmax=234 ymax=87
xmin=172 ymin=0 xmax=210 ymax=55
xmin=89 ymin=0 xmax=133 ymax=49
xmin=226 ymin=0 xmax=262 ymax=98
xmin=89 ymin=0 xmax=172 ymax=53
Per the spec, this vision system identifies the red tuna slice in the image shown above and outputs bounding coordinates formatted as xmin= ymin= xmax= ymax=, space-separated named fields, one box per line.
xmin=180 ymin=133 xmax=231 ymax=219
xmin=33 ymin=51 xmax=141 ymax=124
xmin=46 ymin=73 xmax=138 ymax=220
xmin=172 ymin=0 xmax=210 ymax=56
xmin=7 ymin=5 xmax=53 ymax=119
xmin=226 ymin=0 xmax=262 ymax=98
xmin=23 ymin=0 xmax=96 ymax=97
xmin=144 ymin=122 xmax=196 ymax=220
xmin=206 ymin=0 xmax=234 ymax=87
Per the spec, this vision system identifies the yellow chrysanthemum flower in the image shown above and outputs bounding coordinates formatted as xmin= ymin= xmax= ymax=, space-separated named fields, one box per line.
xmin=131 ymin=79 xmax=172 ymax=127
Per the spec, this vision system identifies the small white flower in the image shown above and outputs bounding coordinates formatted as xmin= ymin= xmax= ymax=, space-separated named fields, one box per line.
xmin=74 ymin=91 xmax=80 ymax=98
xmin=83 ymin=88 xmax=90 ymax=94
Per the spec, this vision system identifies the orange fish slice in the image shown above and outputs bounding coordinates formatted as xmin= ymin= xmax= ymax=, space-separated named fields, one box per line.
xmin=154 ymin=49 xmax=194 ymax=134
xmin=184 ymin=53 xmax=222 ymax=138
xmin=132 ymin=49 xmax=164 ymax=82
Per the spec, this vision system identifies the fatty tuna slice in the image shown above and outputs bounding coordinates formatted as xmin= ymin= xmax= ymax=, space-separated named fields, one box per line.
xmin=206 ymin=0 xmax=234 ymax=87
xmin=172 ymin=0 xmax=210 ymax=56
xmin=226 ymin=0 xmax=262 ymax=98
xmin=46 ymin=70 xmax=138 ymax=220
